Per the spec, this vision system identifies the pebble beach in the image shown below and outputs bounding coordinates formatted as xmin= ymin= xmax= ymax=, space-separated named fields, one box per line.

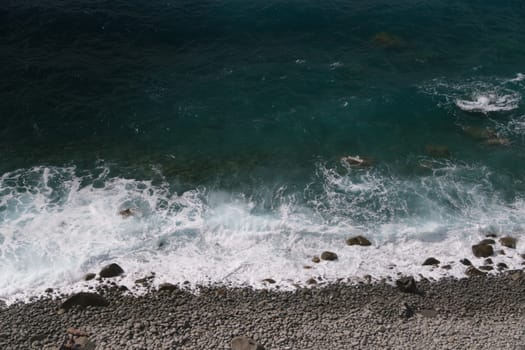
xmin=1 ymin=271 xmax=524 ymax=349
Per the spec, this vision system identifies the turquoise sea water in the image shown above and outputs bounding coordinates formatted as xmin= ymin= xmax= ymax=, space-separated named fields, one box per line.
xmin=0 ymin=0 xmax=524 ymax=300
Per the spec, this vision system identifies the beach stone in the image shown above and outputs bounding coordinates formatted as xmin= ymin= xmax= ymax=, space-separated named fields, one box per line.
xmin=320 ymin=251 xmax=338 ymax=261
xmin=396 ymin=277 xmax=420 ymax=295
xmin=231 ymin=336 xmax=265 ymax=350
xmin=422 ymin=257 xmax=440 ymax=266
xmin=479 ymin=239 xmax=495 ymax=245
xmin=60 ymin=292 xmax=109 ymax=311
xmin=99 ymin=263 xmax=124 ymax=278
xmin=158 ymin=283 xmax=177 ymax=292
xmin=499 ymin=236 xmax=517 ymax=249
xmin=472 ymin=244 xmax=493 ymax=258
xmin=75 ymin=336 xmax=96 ymax=350
xmin=346 ymin=235 xmax=372 ymax=246
xmin=312 ymin=256 xmax=321 ymax=263
xmin=460 ymin=258 xmax=472 ymax=266
xmin=465 ymin=267 xmax=486 ymax=277
xmin=84 ymin=273 xmax=96 ymax=281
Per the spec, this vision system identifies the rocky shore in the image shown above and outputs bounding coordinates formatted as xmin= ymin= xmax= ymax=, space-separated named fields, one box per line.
xmin=1 ymin=271 xmax=524 ymax=349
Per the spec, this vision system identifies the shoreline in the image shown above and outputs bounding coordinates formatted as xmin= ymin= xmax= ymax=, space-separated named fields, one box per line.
xmin=1 ymin=271 xmax=524 ymax=349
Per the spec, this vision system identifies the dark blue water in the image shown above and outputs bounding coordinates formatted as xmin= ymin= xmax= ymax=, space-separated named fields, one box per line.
xmin=1 ymin=0 xmax=525 ymax=300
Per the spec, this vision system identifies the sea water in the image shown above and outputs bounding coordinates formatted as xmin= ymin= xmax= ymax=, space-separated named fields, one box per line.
xmin=1 ymin=0 xmax=524 ymax=303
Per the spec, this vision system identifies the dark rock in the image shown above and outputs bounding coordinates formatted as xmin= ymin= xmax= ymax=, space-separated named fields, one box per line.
xmin=231 ymin=336 xmax=265 ymax=350
xmin=499 ymin=236 xmax=517 ymax=249
xmin=262 ymin=279 xmax=276 ymax=284
xmin=84 ymin=273 xmax=96 ymax=281
xmin=312 ymin=256 xmax=320 ymax=263
xmin=396 ymin=277 xmax=422 ymax=295
xmin=306 ymin=278 xmax=318 ymax=285
xmin=99 ymin=263 xmax=124 ymax=278
xmin=441 ymin=265 xmax=452 ymax=270
xmin=303 ymin=265 xmax=312 ymax=269
xmin=320 ymin=251 xmax=338 ymax=261
xmin=422 ymin=257 xmax=440 ymax=266
xmin=400 ymin=303 xmax=415 ymax=319
xmin=460 ymin=258 xmax=472 ymax=266
xmin=497 ymin=262 xmax=508 ymax=270
xmin=484 ymin=258 xmax=493 ymax=265
xmin=346 ymin=235 xmax=372 ymax=246
xmin=479 ymin=239 xmax=495 ymax=245
xmin=497 ymin=250 xmax=506 ymax=255
xmin=45 ymin=288 xmax=53 ymax=293
xmin=465 ymin=267 xmax=486 ymax=277
xmin=158 ymin=283 xmax=177 ymax=292
xmin=472 ymin=244 xmax=493 ymax=258
xmin=425 ymin=145 xmax=450 ymax=157
xmin=479 ymin=265 xmax=493 ymax=271
xmin=118 ymin=208 xmax=134 ymax=218
xmin=60 ymin=293 xmax=109 ymax=311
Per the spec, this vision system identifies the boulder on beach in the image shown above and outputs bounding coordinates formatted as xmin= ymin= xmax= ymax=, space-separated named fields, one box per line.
xmin=84 ymin=273 xmax=96 ymax=281
xmin=395 ymin=277 xmax=421 ymax=295
xmin=346 ymin=235 xmax=372 ymax=246
xmin=320 ymin=251 xmax=338 ymax=261
xmin=60 ymin=292 xmax=109 ymax=311
xmin=472 ymin=244 xmax=493 ymax=258
xmin=465 ymin=266 xmax=486 ymax=277
xmin=499 ymin=236 xmax=517 ymax=249
xmin=231 ymin=336 xmax=265 ymax=350
xmin=422 ymin=257 xmax=440 ymax=266
xmin=460 ymin=258 xmax=472 ymax=266
xmin=99 ymin=263 xmax=124 ymax=278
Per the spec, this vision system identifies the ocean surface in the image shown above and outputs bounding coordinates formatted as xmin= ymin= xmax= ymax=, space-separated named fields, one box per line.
xmin=1 ymin=0 xmax=525 ymax=302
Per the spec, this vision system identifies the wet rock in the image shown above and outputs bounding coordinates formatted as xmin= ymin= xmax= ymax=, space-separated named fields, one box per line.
xmin=497 ymin=262 xmax=508 ymax=270
xmin=479 ymin=265 xmax=493 ymax=271
xmin=84 ymin=273 xmax=96 ymax=281
xmin=422 ymin=257 xmax=440 ymax=266
xmin=158 ymin=283 xmax=178 ymax=292
xmin=262 ymin=279 xmax=276 ymax=284
xmin=118 ymin=208 xmax=134 ymax=218
xmin=497 ymin=249 xmax=506 ymax=255
xmin=341 ymin=156 xmax=374 ymax=167
xmin=306 ymin=278 xmax=318 ymax=285
xmin=460 ymin=258 xmax=472 ymax=266
xmin=479 ymin=239 xmax=495 ymax=245
xmin=346 ymin=235 xmax=372 ymax=246
xmin=372 ymin=32 xmax=407 ymax=49
xmin=425 ymin=145 xmax=450 ymax=157
xmin=60 ymin=293 xmax=109 ymax=311
xmin=396 ymin=277 xmax=421 ymax=295
xmin=99 ymin=263 xmax=124 ymax=278
xmin=231 ymin=336 xmax=265 ymax=350
xmin=472 ymin=244 xmax=493 ymax=258
xmin=320 ymin=251 xmax=338 ymax=261
xmin=45 ymin=288 xmax=53 ymax=293
xmin=499 ymin=236 xmax=517 ymax=249
xmin=312 ymin=256 xmax=321 ymax=263
xmin=399 ymin=303 xmax=415 ymax=319
xmin=484 ymin=258 xmax=493 ymax=265
xmin=303 ymin=265 xmax=312 ymax=269
xmin=465 ymin=267 xmax=486 ymax=277
xmin=441 ymin=264 xmax=452 ymax=270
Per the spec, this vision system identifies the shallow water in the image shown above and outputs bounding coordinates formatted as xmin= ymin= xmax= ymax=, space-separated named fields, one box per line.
xmin=1 ymin=0 xmax=524 ymax=302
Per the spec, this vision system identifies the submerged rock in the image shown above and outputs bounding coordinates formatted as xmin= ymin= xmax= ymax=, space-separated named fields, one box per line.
xmin=99 ymin=263 xmax=124 ymax=278
xmin=60 ymin=293 xmax=109 ymax=311
xmin=472 ymin=244 xmax=493 ymax=258
xmin=422 ymin=257 xmax=440 ymax=266
xmin=231 ymin=336 xmax=265 ymax=350
xmin=346 ymin=235 xmax=372 ymax=246
xmin=372 ymin=32 xmax=407 ymax=49
xmin=425 ymin=145 xmax=450 ymax=157
xmin=486 ymin=138 xmax=510 ymax=146
xmin=320 ymin=251 xmax=338 ymax=261
xmin=499 ymin=236 xmax=517 ymax=249
xmin=463 ymin=126 xmax=496 ymax=140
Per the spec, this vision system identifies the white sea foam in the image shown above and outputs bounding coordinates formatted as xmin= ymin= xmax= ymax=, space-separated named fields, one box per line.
xmin=455 ymin=93 xmax=521 ymax=113
xmin=0 ymin=164 xmax=524 ymax=304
